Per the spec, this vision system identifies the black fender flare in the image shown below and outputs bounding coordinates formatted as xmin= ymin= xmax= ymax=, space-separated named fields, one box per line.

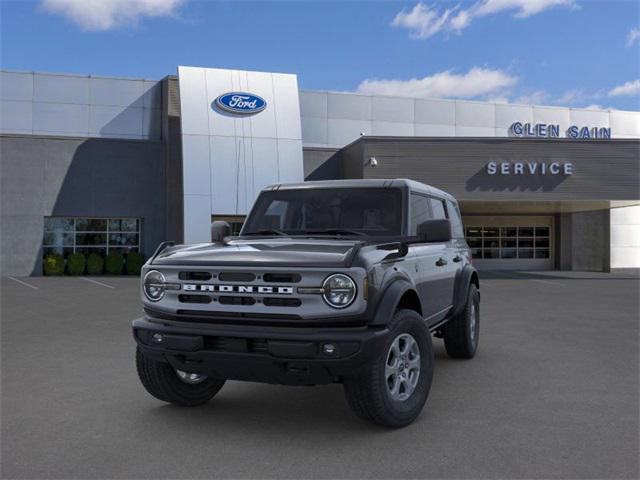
xmin=370 ymin=278 xmax=423 ymax=327
xmin=451 ymin=265 xmax=480 ymax=318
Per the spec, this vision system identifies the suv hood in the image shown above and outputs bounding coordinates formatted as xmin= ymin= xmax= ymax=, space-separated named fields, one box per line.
xmin=151 ymin=238 xmax=363 ymax=268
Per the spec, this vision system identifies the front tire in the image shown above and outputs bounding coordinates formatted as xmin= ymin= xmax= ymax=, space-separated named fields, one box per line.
xmin=136 ymin=348 xmax=225 ymax=406
xmin=443 ymin=283 xmax=480 ymax=359
xmin=343 ymin=309 xmax=434 ymax=428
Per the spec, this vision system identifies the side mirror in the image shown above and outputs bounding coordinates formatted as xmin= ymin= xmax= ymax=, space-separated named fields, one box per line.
xmin=211 ymin=221 xmax=231 ymax=243
xmin=417 ymin=219 xmax=451 ymax=243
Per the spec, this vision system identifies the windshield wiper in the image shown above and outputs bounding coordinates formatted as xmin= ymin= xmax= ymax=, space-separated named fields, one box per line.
xmin=243 ymin=229 xmax=288 ymax=236
xmin=303 ymin=228 xmax=367 ymax=237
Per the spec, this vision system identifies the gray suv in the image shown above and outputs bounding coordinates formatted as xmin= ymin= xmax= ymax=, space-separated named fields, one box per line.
xmin=133 ymin=179 xmax=480 ymax=427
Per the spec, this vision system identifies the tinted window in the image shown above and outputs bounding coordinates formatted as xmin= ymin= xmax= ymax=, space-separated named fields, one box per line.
xmin=409 ymin=194 xmax=431 ymax=235
xmin=430 ymin=198 xmax=447 ymax=219
xmin=243 ymin=188 xmax=403 ymax=237
xmin=446 ymin=200 xmax=464 ymax=238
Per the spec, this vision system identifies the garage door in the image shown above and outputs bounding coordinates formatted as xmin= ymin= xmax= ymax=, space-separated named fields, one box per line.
xmin=463 ymin=216 xmax=554 ymax=270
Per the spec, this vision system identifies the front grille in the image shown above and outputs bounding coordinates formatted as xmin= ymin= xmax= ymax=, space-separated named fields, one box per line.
xmin=200 ymin=337 xmax=275 ymax=354
xmin=179 ymin=271 xmax=212 ymax=281
xmin=219 ymin=296 xmax=255 ymax=306
xmin=263 ymin=297 xmax=302 ymax=307
xmin=179 ymin=294 xmax=212 ymax=304
xmin=219 ymin=272 xmax=256 ymax=282
xmin=172 ymin=309 xmax=301 ymax=320
xmin=263 ymin=273 xmax=301 ymax=283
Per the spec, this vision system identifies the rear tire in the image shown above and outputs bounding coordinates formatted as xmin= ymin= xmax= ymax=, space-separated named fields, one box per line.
xmin=443 ymin=283 xmax=480 ymax=359
xmin=343 ymin=309 xmax=434 ymax=428
xmin=136 ymin=348 xmax=225 ymax=406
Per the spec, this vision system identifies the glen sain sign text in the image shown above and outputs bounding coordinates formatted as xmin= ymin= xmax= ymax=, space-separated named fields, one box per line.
xmin=510 ymin=122 xmax=611 ymax=139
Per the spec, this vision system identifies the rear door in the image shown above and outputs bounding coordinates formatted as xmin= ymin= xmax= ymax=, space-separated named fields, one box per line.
xmin=427 ymin=197 xmax=457 ymax=316
xmin=407 ymin=193 xmax=451 ymax=321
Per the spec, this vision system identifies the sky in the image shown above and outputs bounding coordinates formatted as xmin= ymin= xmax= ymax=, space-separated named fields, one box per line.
xmin=1 ymin=0 xmax=639 ymax=111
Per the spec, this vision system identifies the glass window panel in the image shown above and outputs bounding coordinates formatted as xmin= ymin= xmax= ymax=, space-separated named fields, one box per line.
xmin=518 ymin=239 xmax=534 ymax=248
xmin=518 ymin=249 xmax=534 ymax=258
xmin=43 ymin=231 xmax=74 ymax=246
xmin=466 ymin=227 xmax=482 ymax=237
xmin=535 ymin=238 xmax=549 ymax=248
xmin=44 ymin=217 xmax=74 ymax=231
xmin=76 ymin=218 xmax=107 ymax=231
xmin=471 ymin=248 xmax=482 ymax=259
xmin=483 ymin=227 xmax=499 ymax=236
xmin=484 ymin=238 xmax=499 ymax=249
xmin=501 ymin=227 xmax=517 ymax=237
xmin=116 ymin=218 xmax=140 ymax=232
xmin=467 ymin=238 xmax=482 ymax=248
xmin=518 ymin=227 xmax=534 ymax=237
xmin=501 ymin=248 xmax=517 ymax=259
xmin=109 ymin=233 xmax=139 ymax=246
xmin=76 ymin=233 xmax=107 ymax=245
xmin=230 ymin=222 xmax=243 ymax=235
xmin=446 ymin=200 xmax=464 ymax=238
xmin=429 ymin=198 xmax=447 ymax=220
xmin=501 ymin=239 xmax=517 ymax=248
xmin=410 ymin=194 xmax=432 ymax=234
xmin=535 ymin=227 xmax=549 ymax=237
xmin=483 ymin=249 xmax=499 ymax=259
xmin=535 ymin=249 xmax=550 ymax=259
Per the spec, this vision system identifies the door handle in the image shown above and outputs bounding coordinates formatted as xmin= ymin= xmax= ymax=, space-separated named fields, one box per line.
xmin=453 ymin=255 xmax=462 ymax=263
xmin=436 ymin=257 xmax=448 ymax=267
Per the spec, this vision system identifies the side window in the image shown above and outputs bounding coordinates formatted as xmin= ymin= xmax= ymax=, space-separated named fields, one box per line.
xmin=429 ymin=198 xmax=447 ymax=220
xmin=446 ymin=200 xmax=465 ymax=238
xmin=409 ymin=194 xmax=431 ymax=235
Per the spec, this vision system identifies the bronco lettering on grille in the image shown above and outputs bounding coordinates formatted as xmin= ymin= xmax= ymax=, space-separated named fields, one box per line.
xmin=182 ymin=284 xmax=293 ymax=295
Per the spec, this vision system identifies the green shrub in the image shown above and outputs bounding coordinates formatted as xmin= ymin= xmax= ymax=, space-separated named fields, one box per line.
xmin=43 ymin=253 xmax=65 ymax=276
xmin=105 ymin=251 xmax=124 ymax=275
xmin=86 ymin=253 xmax=104 ymax=275
xmin=125 ymin=251 xmax=145 ymax=275
xmin=67 ymin=252 xmax=86 ymax=275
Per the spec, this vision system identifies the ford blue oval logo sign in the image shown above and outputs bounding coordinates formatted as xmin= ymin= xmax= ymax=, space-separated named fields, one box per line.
xmin=214 ymin=92 xmax=266 ymax=115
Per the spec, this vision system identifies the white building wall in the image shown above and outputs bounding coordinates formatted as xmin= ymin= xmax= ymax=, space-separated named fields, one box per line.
xmin=299 ymin=91 xmax=640 ymax=148
xmin=178 ymin=66 xmax=303 ymax=244
xmin=610 ymin=206 xmax=640 ymax=268
xmin=0 ymin=70 xmax=161 ymax=140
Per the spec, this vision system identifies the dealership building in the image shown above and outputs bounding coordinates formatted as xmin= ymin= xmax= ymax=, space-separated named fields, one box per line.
xmin=1 ymin=66 xmax=639 ymax=275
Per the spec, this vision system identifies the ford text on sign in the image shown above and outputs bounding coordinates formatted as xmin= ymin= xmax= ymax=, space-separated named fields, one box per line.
xmin=214 ymin=92 xmax=267 ymax=115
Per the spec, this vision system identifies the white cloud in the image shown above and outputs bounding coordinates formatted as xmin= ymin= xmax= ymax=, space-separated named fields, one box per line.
xmin=583 ymin=104 xmax=605 ymax=110
xmin=392 ymin=0 xmax=576 ymax=39
xmin=40 ymin=0 xmax=184 ymax=31
xmin=515 ymin=90 xmax=548 ymax=105
xmin=627 ymin=28 xmax=640 ymax=47
xmin=391 ymin=3 xmax=457 ymax=39
xmin=356 ymin=67 xmax=518 ymax=99
xmin=608 ymin=79 xmax=640 ymax=97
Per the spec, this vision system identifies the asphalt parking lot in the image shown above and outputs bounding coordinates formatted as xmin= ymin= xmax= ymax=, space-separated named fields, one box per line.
xmin=1 ymin=271 xmax=638 ymax=479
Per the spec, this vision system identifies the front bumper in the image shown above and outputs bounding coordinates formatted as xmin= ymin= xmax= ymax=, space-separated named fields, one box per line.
xmin=132 ymin=316 xmax=390 ymax=385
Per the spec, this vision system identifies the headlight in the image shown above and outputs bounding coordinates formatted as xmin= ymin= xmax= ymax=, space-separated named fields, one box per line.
xmin=143 ymin=270 xmax=166 ymax=302
xmin=322 ymin=273 xmax=356 ymax=309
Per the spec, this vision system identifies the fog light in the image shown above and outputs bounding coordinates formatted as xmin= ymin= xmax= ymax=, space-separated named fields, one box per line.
xmin=152 ymin=333 xmax=163 ymax=344
xmin=323 ymin=343 xmax=336 ymax=355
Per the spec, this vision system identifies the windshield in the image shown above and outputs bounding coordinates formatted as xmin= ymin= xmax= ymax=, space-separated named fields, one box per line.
xmin=242 ymin=188 xmax=403 ymax=237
